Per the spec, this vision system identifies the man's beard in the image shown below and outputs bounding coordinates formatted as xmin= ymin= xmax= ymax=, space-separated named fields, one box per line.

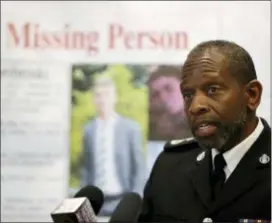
xmin=192 ymin=110 xmax=247 ymax=151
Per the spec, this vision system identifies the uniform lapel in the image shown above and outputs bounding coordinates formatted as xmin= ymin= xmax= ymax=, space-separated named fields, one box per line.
xmin=210 ymin=120 xmax=271 ymax=213
xmin=189 ymin=149 xmax=213 ymax=209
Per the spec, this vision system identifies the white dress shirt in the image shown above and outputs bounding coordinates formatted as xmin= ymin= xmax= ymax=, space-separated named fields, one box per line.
xmin=212 ymin=118 xmax=264 ymax=180
xmin=94 ymin=114 xmax=123 ymax=196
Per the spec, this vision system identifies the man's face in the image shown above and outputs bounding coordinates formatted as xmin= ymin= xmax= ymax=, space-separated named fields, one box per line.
xmin=150 ymin=75 xmax=184 ymax=115
xmin=180 ymin=50 xmax=248 ymax=150
xmin=93 ymin=85 xmax=116 ymax=113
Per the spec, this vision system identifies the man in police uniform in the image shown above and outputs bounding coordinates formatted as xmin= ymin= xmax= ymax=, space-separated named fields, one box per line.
xmin=138 ymin=40 xmax=271 ymax=222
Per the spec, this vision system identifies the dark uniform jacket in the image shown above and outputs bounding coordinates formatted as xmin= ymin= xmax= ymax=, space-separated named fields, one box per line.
xmin=138 ymin=118 xmax=271 ymax=222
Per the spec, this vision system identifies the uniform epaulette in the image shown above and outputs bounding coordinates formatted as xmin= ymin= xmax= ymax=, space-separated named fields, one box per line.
xmin=163 ymin=137 xmax=199 ymax=152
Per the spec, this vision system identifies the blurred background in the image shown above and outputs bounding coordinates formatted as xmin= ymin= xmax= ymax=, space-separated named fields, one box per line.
xmin=1 ymin=1 xmax=270 ymax=222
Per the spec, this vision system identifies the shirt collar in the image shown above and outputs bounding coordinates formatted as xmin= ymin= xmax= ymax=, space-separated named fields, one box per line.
xmin=97 ymin=113 xmax=118 ymax=124
xmin=212 ymin=117 xmax=264 ymax=173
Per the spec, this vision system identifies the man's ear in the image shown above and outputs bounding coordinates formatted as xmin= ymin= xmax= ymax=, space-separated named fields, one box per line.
xmin=244 ymin=80 xmax=262 ymax=112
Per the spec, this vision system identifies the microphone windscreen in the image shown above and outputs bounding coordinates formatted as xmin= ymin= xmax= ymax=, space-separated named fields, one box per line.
xmin=51 ymin=197 xmax=96 ymax=223
xmin=74 ymin=185 xmax=104 ymax=215
xmin=109 ymin=192 xmax=142 ymax=222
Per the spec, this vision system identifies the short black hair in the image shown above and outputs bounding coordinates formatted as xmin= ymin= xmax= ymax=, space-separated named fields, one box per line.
xmin=183 ymin=40 xmax=257 ymax=84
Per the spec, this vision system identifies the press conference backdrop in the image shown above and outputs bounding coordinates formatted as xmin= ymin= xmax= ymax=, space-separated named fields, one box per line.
xmin=1 ymin=1 xmax=270 ymax=222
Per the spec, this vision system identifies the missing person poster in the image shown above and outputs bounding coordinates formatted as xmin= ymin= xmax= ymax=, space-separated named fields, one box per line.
xmin=1 ymin=59 xmax=70 ymax=221
xmin=1 ymin=1 xmax=269 ymax=222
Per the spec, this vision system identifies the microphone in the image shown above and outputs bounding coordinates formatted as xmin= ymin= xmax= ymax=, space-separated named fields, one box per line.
xmin=109 ymin=192 xmax=142 ymax=223
xmin=51 ymin=185 xmax=104 ymax=223
xmin=74 ymin=185 xmax=104 ymax=215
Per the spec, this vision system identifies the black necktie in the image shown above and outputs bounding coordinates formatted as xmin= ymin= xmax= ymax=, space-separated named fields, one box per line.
xmin=211 ymin=153 xmax=227 ymax=200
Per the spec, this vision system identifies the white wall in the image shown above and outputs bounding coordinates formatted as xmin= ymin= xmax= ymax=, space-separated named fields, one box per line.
xmin=216 ymin=1 xmax=270 ymax=123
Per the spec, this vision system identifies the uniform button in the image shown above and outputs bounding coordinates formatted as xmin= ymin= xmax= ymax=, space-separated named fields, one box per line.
xmin=202 ymin=217 xmax=213 ymax=222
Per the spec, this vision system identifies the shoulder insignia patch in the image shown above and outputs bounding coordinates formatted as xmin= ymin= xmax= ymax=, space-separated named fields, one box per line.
xmin=170 ymin=139 xmax=186 ymax=145
xmin=164 ymin=137 xmax=198 ymax=152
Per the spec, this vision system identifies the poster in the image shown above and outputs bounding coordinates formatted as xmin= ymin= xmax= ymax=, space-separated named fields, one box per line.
xmin=1 ymin=1 xmax=270 ymax=222
xmin=1 ymin=59 xmax=70 ymax=222
xmin=69 ymin=63 xmax=193 ymax=216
